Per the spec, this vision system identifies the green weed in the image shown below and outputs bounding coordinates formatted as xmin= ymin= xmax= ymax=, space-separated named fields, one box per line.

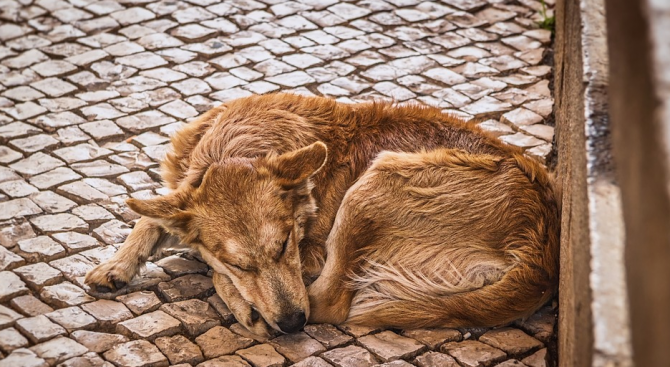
xmin=538 ymin=0 xmax=556 ymax=33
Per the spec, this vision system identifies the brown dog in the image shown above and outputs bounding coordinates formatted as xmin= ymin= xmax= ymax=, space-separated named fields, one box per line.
xmin=85 ymin=93 xmax=559 ymax=337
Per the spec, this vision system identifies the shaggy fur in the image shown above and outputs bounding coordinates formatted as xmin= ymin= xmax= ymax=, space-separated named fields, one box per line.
xmin=85 ymin=93 xmax=559 ymax=336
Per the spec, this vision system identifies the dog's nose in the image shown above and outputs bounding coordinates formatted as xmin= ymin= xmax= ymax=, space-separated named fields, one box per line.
xmin=277 ymin=311 xmax=307 ymax=333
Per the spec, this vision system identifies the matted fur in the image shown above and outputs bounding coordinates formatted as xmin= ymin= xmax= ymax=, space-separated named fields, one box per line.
xmin=85 ymin=93 xmax=559 ymax=335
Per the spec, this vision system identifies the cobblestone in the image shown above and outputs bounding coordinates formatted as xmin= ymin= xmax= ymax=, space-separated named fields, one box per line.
xmin=0 ymin=0 xmax=556 ymax=364
xmin=71 ymin=330 xmax=129 ymax=353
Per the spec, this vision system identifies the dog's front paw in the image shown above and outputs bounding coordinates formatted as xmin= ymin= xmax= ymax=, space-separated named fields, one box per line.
xmin=84 ymin=260 xmax=136 ymax=293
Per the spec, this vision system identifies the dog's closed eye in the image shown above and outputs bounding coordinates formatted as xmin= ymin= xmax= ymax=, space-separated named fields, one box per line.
xmin=277 ymin=232 xmax=290 ymax=260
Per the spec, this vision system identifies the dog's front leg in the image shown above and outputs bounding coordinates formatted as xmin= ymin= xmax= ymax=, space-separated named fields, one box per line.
xmin=85 ymin=217 xmax=163 ymax=292
xmin=211 ymin=272 xmax=278 ymax=338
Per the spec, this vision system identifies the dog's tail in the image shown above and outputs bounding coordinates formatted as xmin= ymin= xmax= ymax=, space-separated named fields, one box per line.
xmin=346 ymin=153 xmax=560 ymax=329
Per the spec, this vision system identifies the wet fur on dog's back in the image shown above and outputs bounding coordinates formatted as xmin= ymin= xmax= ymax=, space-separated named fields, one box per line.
xmin=86 ymin=93 xmax=559 ymax=333
xmin=160 ymin=93 xmax=559 ymax=328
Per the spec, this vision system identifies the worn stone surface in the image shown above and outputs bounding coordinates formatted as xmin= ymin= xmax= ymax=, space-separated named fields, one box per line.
xmin=321 ymin=345 xmax=379 ymax=367
xmin=116 ymin=310 xmax=181 ymax=341
xmin=270 ymin=332 xmax=327 ymax=363
xmin=71 ymin=330 xmax=129 ymax=353
xmin=401 ymin=328 xmax=462 ymax=349
xmin=236 ymin=344 xmax=286 ymax=367
xmin=155 ymin=334 xmax=204 ymax=365
xmin=103 ymin=340 xmax=168 ymax=367
xmin=441 ymin=340 xmax=507 ymax=367
xmin=15 ymin=315 xmax=67 ymax=344
xmin=414 ymin=351 xmax=460 ymax=367
xmin=44 ymin=306 xmax=96 ymax=333
xmin=29 ymin=336 xmax=88 ymax=365
xmin=159 ymin=299 xmax=220 ymax=337
xmin=358 ymin=331 xmax=426 ymax=362
xmin=116 ymin=290 xmax=162 ymax=316
xmin=0 ymin=0 xmax=557 ymax=365
xmin=479 ymin=327 xmax=543 ymax=356
xmin=195 ymin=326 xmax=255 ymax=359
xmin=80 ymin=299 xmax=133 ymax=328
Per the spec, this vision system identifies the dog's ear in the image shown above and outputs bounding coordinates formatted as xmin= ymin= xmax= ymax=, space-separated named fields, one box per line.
xmin=266 ymin=141 xmax=328 ymax=187
xmin=126 ymin=193 xmax=185 ymax=219
xmin=126 ymin=192 xmax=193 ymax=233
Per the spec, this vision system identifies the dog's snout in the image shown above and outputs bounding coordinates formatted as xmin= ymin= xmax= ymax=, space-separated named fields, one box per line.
xmin=277 ymin=311 xmax=306 ymax=334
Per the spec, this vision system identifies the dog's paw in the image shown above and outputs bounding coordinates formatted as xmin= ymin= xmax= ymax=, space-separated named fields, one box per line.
xmin=246 ymin=316 xmax=281 ymax=339
xmin=84 ymin=261 xmax=135 ymax=293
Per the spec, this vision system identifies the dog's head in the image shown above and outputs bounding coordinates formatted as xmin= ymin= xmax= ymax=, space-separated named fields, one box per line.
xmin=127 ymin=142 xmax=328 ymax=334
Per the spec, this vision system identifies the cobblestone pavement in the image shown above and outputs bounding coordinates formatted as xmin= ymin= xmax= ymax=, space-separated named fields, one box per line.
xmin=0 ymin=0 xmax=557 ymax=366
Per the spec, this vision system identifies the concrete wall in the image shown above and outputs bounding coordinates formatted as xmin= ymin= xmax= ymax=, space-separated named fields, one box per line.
xmin=555 ymin=0 xmax=633 ymax=365
xmin=604 ymin=0 xmax=670 ymax=365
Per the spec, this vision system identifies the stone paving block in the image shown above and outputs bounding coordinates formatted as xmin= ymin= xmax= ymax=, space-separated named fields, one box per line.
xmin=10 ymin=134 xmax=58 ymax=153
xmin=29 ymin=336 xmax=88 ymax=365
xmin=441 ymin=340 xmax=507 ymax=367
xmin=159 ymin=299 xmax=220 ymax=336
xmin=0 ymin=146 xmax=22 ymax=164
xmin=494 ymin=360 xmax=526 ymax=366
xmin=401 ymin=328 xmax=463 ymax=349
xmin=104 ymin=340 xmax=169 ymax=367
xmin=291 ymin=356 xmax=333 ymax=367
xmin=117 ymin=290 xmax=162 ymax=315
xmin=30 ymin=191 xmax=78 ymax=214
xmin=0 ymin=271 xmax=28 ymax=302
xmin=0 ymin=179 xmax=39 ymax=198
xmin=29 ymin=167 xmax=82 ymax=190
xmin=195 ymin=326 xmax=254 ymax=359
xmin=30 ymin=213 xmax=88 ymax=233
xmin=40 ymin=281 xmax=95 ymax=308
xmin=373 ymin=360 xmax=414 ymax=367
xmin=157 ymin=273 xmax=215 ymax=302
xmin=49 ymin=254 xmax=96 ymax=282
xmin=9 ymin=295 xmax=53 ymax=317
xmin=45 ymin=306 xmax=97 ymax=333
xmin=0 ymin=246 xmax=25 ymax=270
xmin=16 ymin=236 xmax=66 ymax=263
xmin=304 ymin=323 xmax=353 ymax=349
xmin=521 ymin=348 xmax=547 ymax=367
xmin=0 ymin=198 xmax=51 ymax=220
xmin=414 ymin=351 xmax=460 ymax=367
xmin=0 ymin=348 xmax=48 ymax=367
xmin=0 ymin=304 xmax=24 ymax=328
xmin=236 ymin=344 xmax=286 ymax=367
xmin=155 ymin=255 xmax=209 ymax=277
xmin=358 ymin=330 xmax=427 ymax=362
xmin=15 ymin=315 xmax=67 ymax=344
xmin=81 ymin=299 xmax=134 ymax=328
xmin=116 ymin=310 xmax=181 ymax=341
xmin=14 ymin=262 xmax=63 ymax=290
xmin=71 ymin=330 xmax=129 ymax=354
xmin=479 ymin=327 xmax=543 ymax=356
xmin=58 ymin=351 xmax=110 ymax=367
xmin=57 ymin=181 xmax=110 ymax=203
xmin=337 ymin=323 xmax=381 ymax=338
xmin=321 ymin=345 xmax=379 ymax=367
xmin=269 ymin=331 xmax=326 ymax=363
xmin=72 ymin=204 xmax=116 ymax=223
xmin=0 ymin=327 xmax=29 ymax=353
xmin=197 ymin=355 xmax=252 ymax=367
xmin=155 ymin=334 xmax=204 ymax=365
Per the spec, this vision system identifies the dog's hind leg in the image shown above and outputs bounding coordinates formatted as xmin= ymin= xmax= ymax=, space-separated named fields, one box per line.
xmin=308 ymin=167 xmax=386 ymax=324
xmin=85 ymin=217 xmax=164 ymax=292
